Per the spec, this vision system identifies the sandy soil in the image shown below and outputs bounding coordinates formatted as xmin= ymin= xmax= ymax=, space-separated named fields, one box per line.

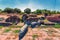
xmin=0 ymin=27 xmax=60 ymax=40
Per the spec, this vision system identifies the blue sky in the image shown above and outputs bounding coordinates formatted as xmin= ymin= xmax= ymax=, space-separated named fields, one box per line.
xmin=0 ymin=0 xmax=60 ymax=11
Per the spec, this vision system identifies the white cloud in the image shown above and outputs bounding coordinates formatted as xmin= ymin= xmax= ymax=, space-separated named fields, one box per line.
xmin=14 ymin=1 xmax=45 ymax=12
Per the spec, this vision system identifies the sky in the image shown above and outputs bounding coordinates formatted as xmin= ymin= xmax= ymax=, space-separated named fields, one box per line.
xmin=0 ymin=0 xmax=60 ymax=11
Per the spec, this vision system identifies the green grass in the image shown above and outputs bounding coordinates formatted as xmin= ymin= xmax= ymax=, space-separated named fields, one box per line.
xmin=9 ymin=25 xmax=22 ymax=28
xmin=0 ymin=26 xmax=3 ymax=29
xmin=13 ymin=30 xmax=20 ymax=33
xmin=32 ymin=34 xmax=38 ymax=40
xmin=16 ymin=26 xmax=22 ymax=28
xmin=54 ymin=23 xmax=60 ymax=28
xmin=4 ymin=28 xmax=11 ymax=32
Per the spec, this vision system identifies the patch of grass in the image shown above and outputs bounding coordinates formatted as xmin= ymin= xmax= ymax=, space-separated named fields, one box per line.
xmin=13 ymin=30 xmax=20 ymax=33
xmin=54 ymin=23 xmax=60 ymax=28
xmin=32 ymin=34 xmax=38 ymax=40
xmin=16 ymin=26 xmax=22 ymax=28
xmin=9 ymin=25 xmax=22 ymax=28
xmin=9 ymin=25 xmax=15 ymax=28
xmin=0 ymin=26 xmax=3 ymax=29
xmin=4 ymin=28 xmax=11 ymax=32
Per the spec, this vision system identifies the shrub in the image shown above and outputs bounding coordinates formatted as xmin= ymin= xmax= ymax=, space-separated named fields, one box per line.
xmin=13 ymin=30 xmax=20 ymax=33
xmin=4 ymin=29 xmax=11 ymax=32
xmin=10 ymin=25 xmax=22 ymax=28
xmin=54 ymin=23 xmax=60 ymax=28
xmin=14 ymin=8 xmax=21 ymax=13
xmin=24 ymin=8 xmax=31 ymax=14
xmin=3 ymin=7 xmax=14 ymax=13
xmin=0 ymin=26 xmax=3 ymax=29
xmin=32 ymin=34 xmax=38 ymax=40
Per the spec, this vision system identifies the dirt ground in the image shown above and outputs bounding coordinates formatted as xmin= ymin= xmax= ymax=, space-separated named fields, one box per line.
xmin=0 ymin=27 xmax=60 ymax=40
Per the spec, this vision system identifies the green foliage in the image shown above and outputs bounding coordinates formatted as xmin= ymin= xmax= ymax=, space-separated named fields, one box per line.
xmin=51 ymin=11 xmax=57 ymax=14
xmin=0 ymin=8 xmax=60 ymax=14
xmin=54 ymin=23 xmax=60 ymax=28
xmin=9 ymin=25 xmax=22 ymax=28
xmin=4 ymin=29 xmax=11 ymax=32
xmin=0 ymin=9 xmax=2 ymax=13
xmin=34 ymin=9 xmax=42 ymax=14
xmin=20 ymin=18 xmax=23 ymax=22
xmin=20 ymin=12 xmax=25 ymax=14
xmin=0 ymin=26 xmax=3 ymax=29
xmin=3 ymin=7 xmax=14 ymax=13
xmin=24 ymin=8 xmax=31 ymax=14
xmin=56 ymin=11 xmax=60 ymax=14
xmin=14 ymin=8 xmax=21 ymax=13
xmin=13 ymin=30 xmax=20 ymax=33
xmin=32 ymin=34 xmax=38 ymax=40
xmin=3 ymin=7 xmax=21 ymax=14
xmin=32 ymin=34 xmax=38 ymax=37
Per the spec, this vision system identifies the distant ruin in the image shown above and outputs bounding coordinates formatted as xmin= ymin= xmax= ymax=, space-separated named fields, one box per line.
xmin=0 ymin=14 xmax=20 ymax=26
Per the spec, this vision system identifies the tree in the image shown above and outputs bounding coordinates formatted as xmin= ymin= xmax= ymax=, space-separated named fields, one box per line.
xmin=14 ymin=8 xmax=21 ymax=13
xmin=51 ymin=11 xmax=56 ymax=14
xmin=24 ymin=8 xmax=31 ymax=14
xmin=34 ymin=9 xmax=42 ymax=14
xmin=42 ymin=9 xmax=49 ymax=17
xmin=56 ymin=11 xmax=60 ymax=14
xmin=3 ymin=7 xmax=14 ymax=13
xmin=0 ymin=9 xmax=2 ymax=13
xmin=42 ymin=9 xmax=47 ymax=13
